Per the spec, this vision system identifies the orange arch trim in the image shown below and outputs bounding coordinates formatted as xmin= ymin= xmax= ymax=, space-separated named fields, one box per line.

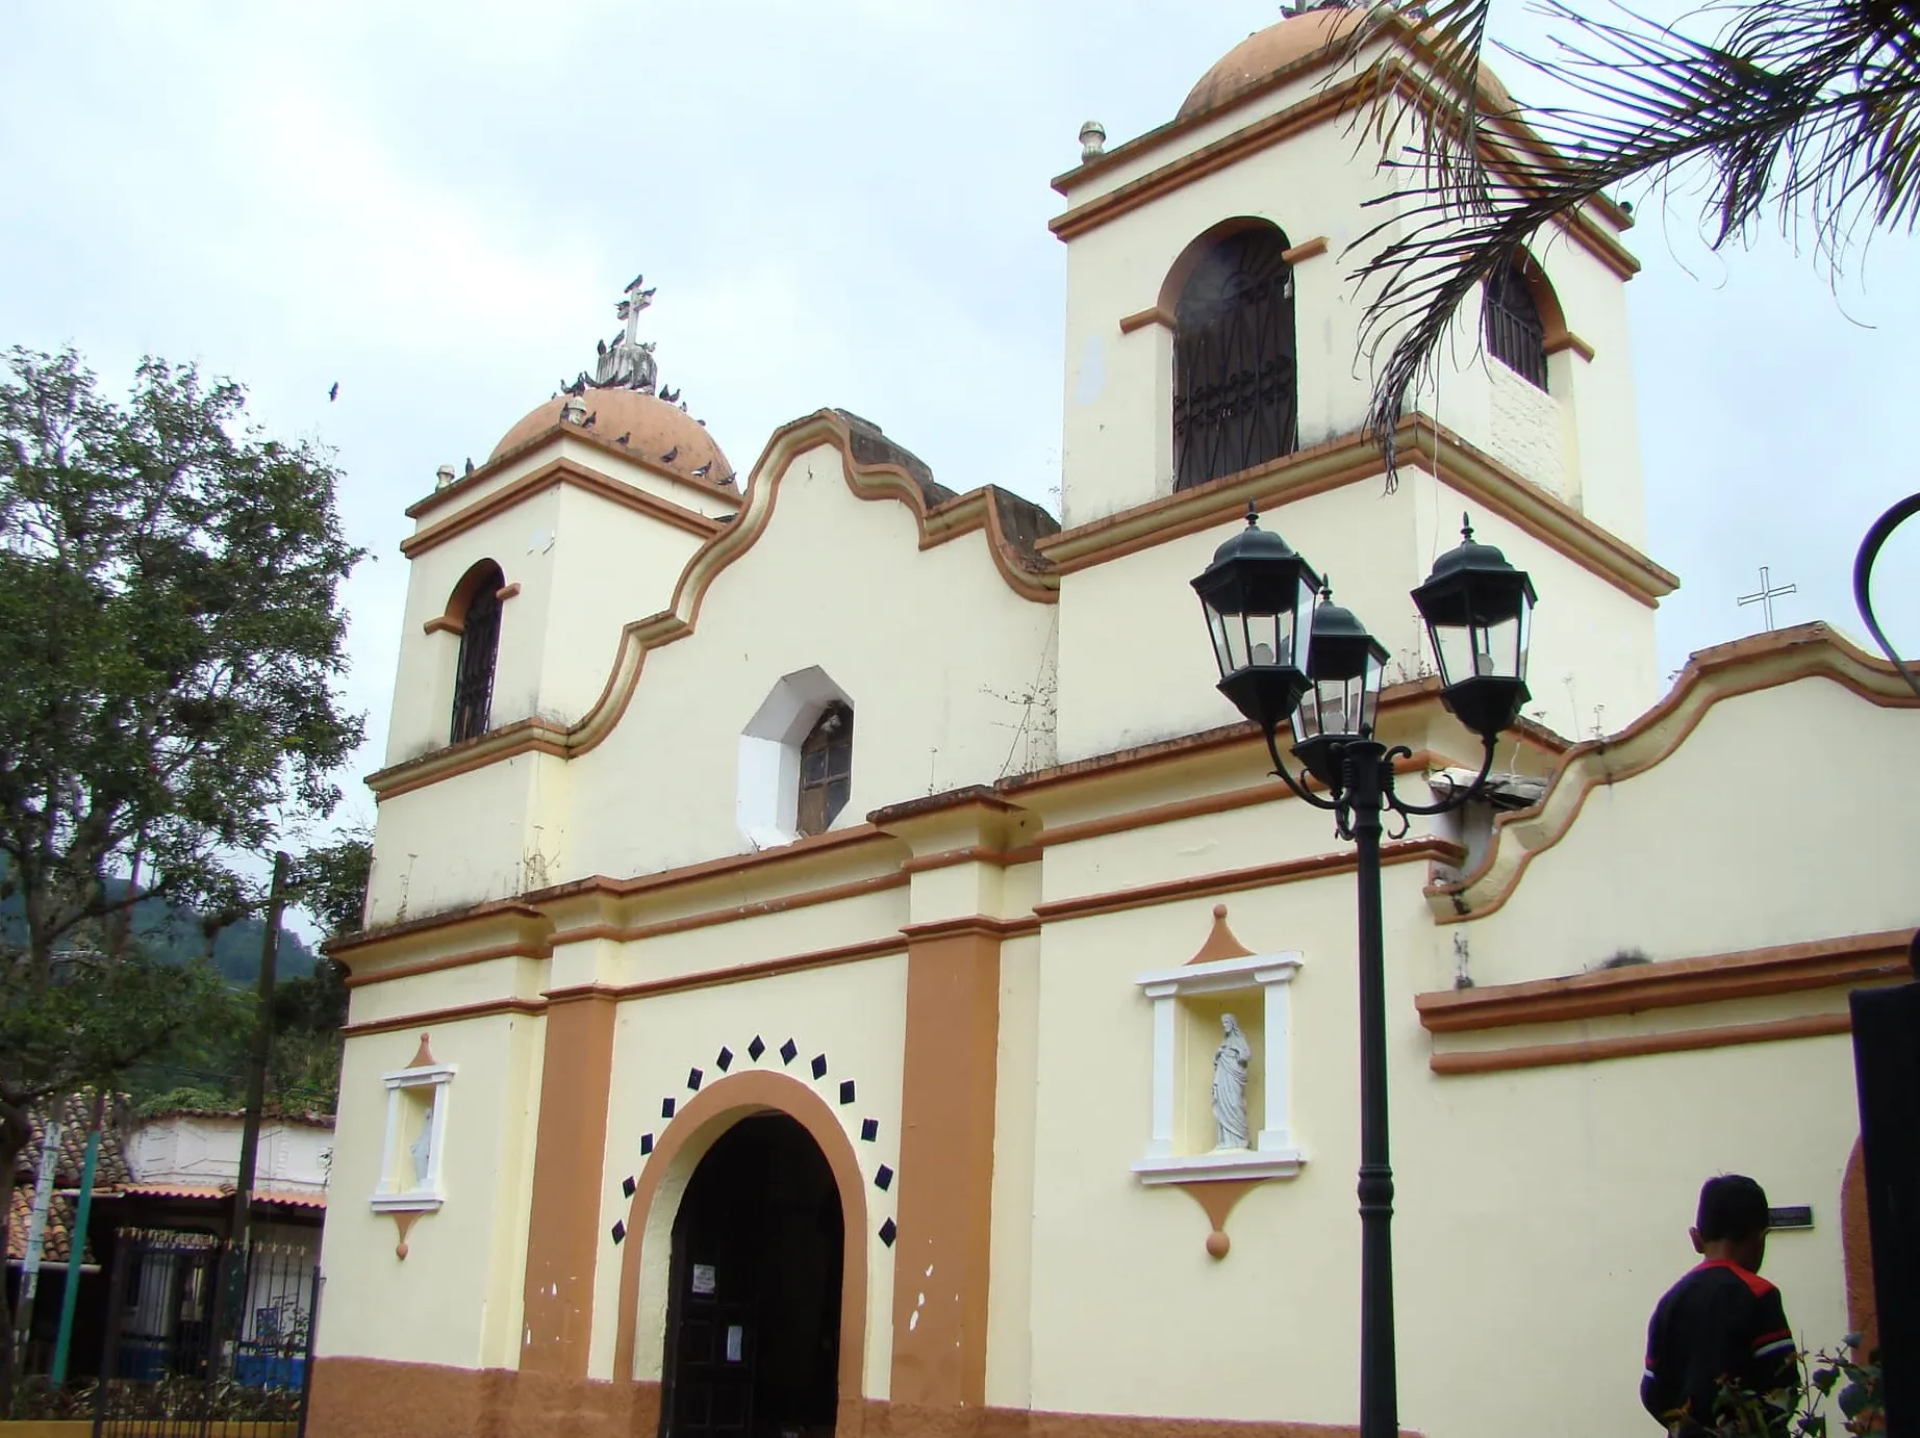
xmin=1156 ymin=215 xmax=1294 ymax=316
xmin=613 ymin=1070 xmax=871 ymax=1426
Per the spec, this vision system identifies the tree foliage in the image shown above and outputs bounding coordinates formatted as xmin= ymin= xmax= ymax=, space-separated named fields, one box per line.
xmin=1339 ymin=0 xmax=1920 ymax=459
xmin=0 ymin=346 xmax=366 ymax=1397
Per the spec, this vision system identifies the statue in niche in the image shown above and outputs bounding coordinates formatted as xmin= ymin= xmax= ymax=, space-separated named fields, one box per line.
xmin=409 ymin=1098 xmax=435 ymax=1189
xmin=1211 ymin=1014 xmax=1253 ymax=1151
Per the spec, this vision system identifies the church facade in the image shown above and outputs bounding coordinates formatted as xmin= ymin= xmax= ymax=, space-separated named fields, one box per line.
xmin=309 ymin=11 xmax=1919 ymax=1438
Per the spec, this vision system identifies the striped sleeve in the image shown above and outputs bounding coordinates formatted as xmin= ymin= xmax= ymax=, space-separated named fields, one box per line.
xmin=1748 ymin=1287 xmax=1798 ymax=1390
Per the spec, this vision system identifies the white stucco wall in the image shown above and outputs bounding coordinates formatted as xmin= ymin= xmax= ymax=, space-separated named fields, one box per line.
xmin=127 ymin=1113 xmax=333 ymax=1196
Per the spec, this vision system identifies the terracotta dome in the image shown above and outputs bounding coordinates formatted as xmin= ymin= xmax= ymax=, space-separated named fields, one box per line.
xmin=1177 ymin=6 xmax=1512 ymax=124
xmin=490 ymin=389 xmax=732 ymax=485
xmin=1178 ymin=7 xmax=1366 ymax=122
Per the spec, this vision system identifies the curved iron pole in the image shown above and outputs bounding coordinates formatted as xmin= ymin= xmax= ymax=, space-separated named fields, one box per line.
xmin=1853 ymin=491 xmax=1920 ymax=701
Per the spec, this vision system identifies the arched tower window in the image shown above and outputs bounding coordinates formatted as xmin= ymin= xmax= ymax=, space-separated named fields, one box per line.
xmin=1173 ymin=225 xmax=1299 ymax=490
xmin=450 ymin=561 xmax=504 ymax=743
xmin=1484 ymin=256 xmax=1549 ymax=391
xmin=796 ymin=703 xmax=853 ymax=837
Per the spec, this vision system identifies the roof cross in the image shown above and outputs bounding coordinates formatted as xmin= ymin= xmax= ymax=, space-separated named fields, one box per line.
xmin=1737 ymin=564 xmax=1797 ymax=632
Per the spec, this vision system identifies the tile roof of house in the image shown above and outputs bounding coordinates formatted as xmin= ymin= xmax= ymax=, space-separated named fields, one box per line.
xmin=120 ymin=1182 xmax=326 ymax=1211
xmin=6 ymin=1092 xmax=134 ymax=1265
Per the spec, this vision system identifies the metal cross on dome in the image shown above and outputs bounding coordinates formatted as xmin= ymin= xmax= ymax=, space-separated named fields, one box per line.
xmin=1737 ymin=564 xmax=1797 ymax=632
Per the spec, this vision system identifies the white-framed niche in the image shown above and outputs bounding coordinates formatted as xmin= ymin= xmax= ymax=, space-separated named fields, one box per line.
xmin=369 ymin=1044 xmax=454 ymax=1215
xmin=736 ymin=665 xmax=855 ymax=849
xmin=1131 ymin=906 xmax=1304 ymax=1185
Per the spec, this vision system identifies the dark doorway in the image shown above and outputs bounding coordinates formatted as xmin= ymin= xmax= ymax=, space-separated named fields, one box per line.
xmin=661 ymin=1114 xmax=845 ymax=1438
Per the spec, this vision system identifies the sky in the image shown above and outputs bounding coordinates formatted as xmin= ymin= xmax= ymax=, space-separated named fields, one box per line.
xmin=3 ymin=0 xmax=1917 ymax=903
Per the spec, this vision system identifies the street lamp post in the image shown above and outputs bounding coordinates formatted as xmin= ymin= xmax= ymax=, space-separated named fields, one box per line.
xmin=1191 ymin=505 xmax=1539 ymax=1438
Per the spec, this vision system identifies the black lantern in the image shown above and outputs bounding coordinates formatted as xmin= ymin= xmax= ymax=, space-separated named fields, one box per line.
xmin=1191 ymin=504 xmax=1323 ymax=736
xmin=1410 ymin=515 xmax=1536 ymax=742
xmin=1290 ymin=587 xmax=1389 ymax=788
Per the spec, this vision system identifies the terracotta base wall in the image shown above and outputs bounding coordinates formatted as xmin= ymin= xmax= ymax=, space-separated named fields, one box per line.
xmin=306 ymin=1360 xmax=1381 ymax=1438
xmin=308 ymin=1358 xmax=658 ymax=1438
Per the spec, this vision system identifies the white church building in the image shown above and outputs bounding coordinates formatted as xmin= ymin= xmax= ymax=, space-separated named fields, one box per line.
xmin=311 ymin=9 xmax=1918 ymax=1438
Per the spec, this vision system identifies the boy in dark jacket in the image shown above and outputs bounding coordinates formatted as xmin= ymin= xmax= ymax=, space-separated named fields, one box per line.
xmin=1641 ymin=1175 xmax=1798 ymax=1434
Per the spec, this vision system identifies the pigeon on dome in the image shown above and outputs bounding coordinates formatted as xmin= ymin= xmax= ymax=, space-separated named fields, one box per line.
xmin=567 ymin=273 xmax=660 ymax=396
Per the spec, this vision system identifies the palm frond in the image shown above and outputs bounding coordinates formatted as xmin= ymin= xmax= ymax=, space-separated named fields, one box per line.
xmin=1342 ymin=0 xmax=1920 ymax=471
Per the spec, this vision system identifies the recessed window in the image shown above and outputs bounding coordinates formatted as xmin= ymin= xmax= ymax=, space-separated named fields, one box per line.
xmin=450 ymin=562 xmax=504 ymax=743
xmin=1484 ymin=258 xmax=1549 ymax=391
xmin=796 ymin=703 xmax=853 ymax=837
xmin=1173 ymin=224 xmax=1299 ymax=490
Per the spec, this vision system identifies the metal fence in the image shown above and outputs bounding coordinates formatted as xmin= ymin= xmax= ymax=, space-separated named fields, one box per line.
xmin=92 ymin=1230 xmax=321 ymax=1438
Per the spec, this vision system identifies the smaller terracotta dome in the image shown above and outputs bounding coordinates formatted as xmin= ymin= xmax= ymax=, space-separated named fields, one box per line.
xmin=1178 ymin=5 xmax=1514 ymax=125
xmin=1179 ymin=7 xmax=1366 ymax=122
xmin=490 ymin=388 xmax=732 ymax=486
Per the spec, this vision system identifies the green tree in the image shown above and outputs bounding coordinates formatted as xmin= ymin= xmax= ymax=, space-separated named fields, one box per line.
xmin=0 ymin=347 xmax=365 ymax=1400
xmin=1341 ymin=0 xmax=1920 ymax=455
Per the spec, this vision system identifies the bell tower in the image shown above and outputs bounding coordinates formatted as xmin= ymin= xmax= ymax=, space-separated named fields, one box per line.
xmin=1044 ymin=5 xmax=1675 ymax=757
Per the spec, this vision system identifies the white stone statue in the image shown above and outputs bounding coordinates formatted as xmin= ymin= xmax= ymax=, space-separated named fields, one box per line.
xmin=409 ymin=1099 xmax=435 ymax=1189
xmin=1211 ymin=1014 xmax=1252 ymax=1151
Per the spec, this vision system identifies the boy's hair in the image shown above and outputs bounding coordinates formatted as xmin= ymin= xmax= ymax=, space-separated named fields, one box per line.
xmin=1696 ymin=1174 xmax=1770 ymax=1241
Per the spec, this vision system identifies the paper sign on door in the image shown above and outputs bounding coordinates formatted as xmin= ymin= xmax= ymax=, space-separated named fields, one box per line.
xmin=691 ymin=1264 xmax=716 ymax=1295
xmin=725 ymin=1325 xmax=744 ymax=1363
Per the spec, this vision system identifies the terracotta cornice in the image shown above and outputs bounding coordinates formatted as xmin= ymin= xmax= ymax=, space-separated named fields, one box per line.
xmin=406 ymin=427 xmax=740 ymax=522
xmin=1418 ymin=929 xmax=1915 ymax=1033
xmin=1430 ymin=1012 xmax=1853 ymax=1076
xmin=326 ymin=902 xmax=549 ymax=967
xmin=341 ymin=940 xmax=552 ymax=991
xmin=1034 ymin=416 xmax=1676 ymax=606
xmin=547 ymin=871 xmax=909 ymax=949
xmin=399 ymin=456 xmax=722 ymax=560
xmin=899 ymin=845 xmax=1043 ymax=874
xmin=587 ymin=934 xmax=912 ymax=1001
xmin=1034 ymin=836 xmax=1464 ymax=924
xmin=1032 ymin=749 xmax=1448 ymax=849
xmin=1050 ymin=59 xmax=1637 ymax=279
xmin=367 ymin=411 xmax=1054 ymax=803
xmin=900 ymin=914 xmax=1042 ymax=941
xmin=534 ymin=825 xmax=894 ymax=908
xmin=342 ymin=995 xmax=546 ymax=1038
xmin=332 ymin=831 xmax=899 ymax=977
xmin=998 ymin=685 xmax=1563 ymax=803
xmin=1429 ymin=624 xmax=1920 ymax=923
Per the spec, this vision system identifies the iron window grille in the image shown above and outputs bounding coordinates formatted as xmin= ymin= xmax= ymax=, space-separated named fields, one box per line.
xmin=797 ymin=703 xmax=853 ymax=837
xmin=450 ymin=570 xmax=503 ymax=744
xmin=1484 ymin=263 xmax=1549 ymax=391
xmin=1173 ymin=228 xmax=1300 ymax=491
